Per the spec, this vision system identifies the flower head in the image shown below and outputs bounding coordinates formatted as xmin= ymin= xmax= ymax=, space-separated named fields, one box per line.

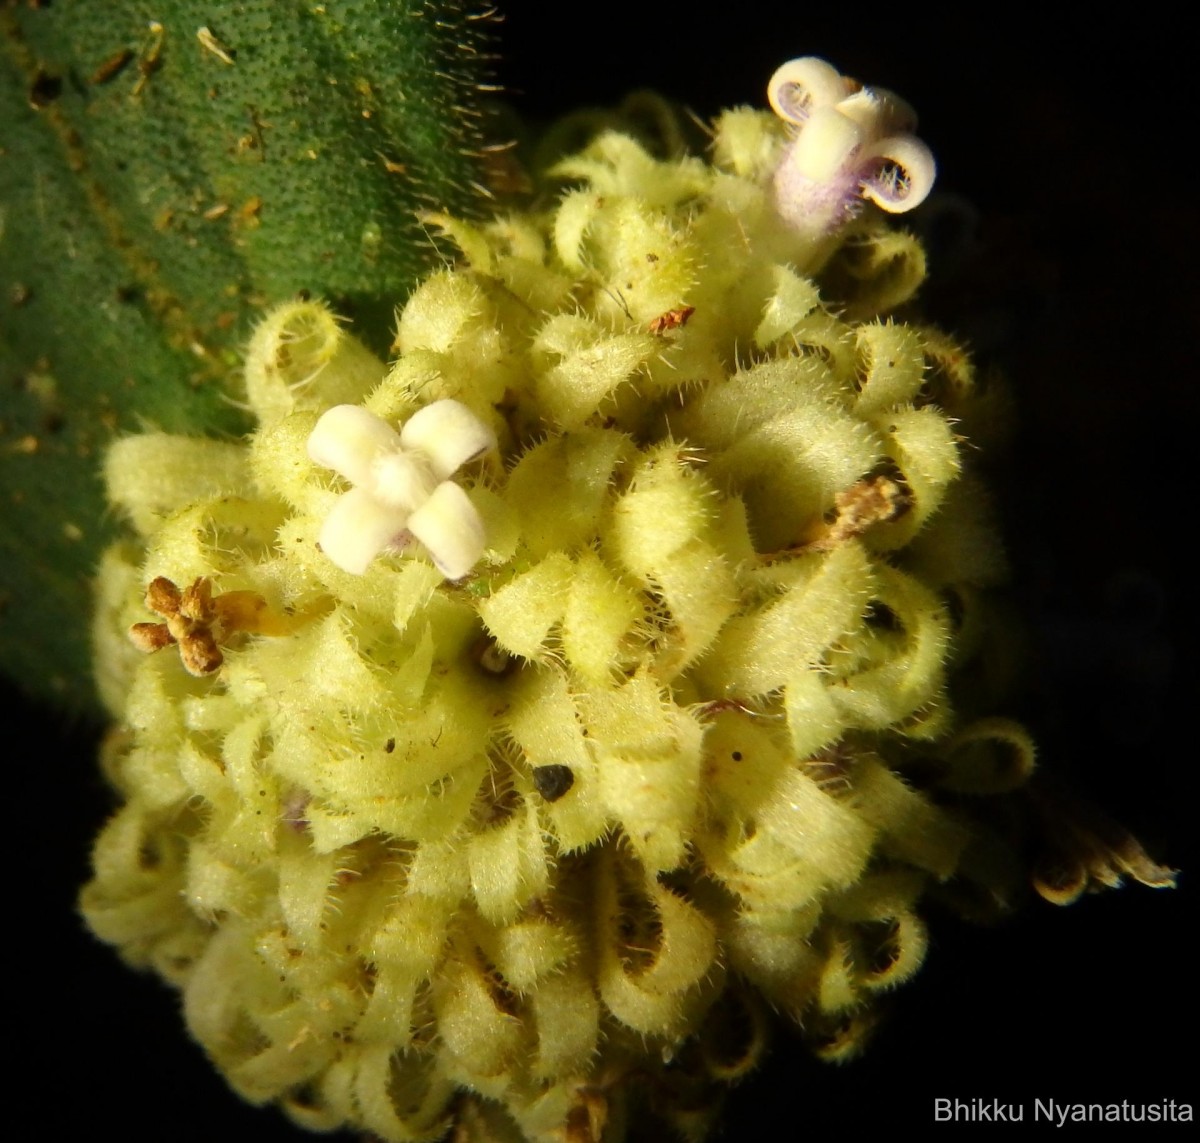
xmin=307 ymin=399 xmax=495 ymax=578
xmin=768 ymin=56 xmax=936 ymax=237
xmin=88 ymin=71 xmax=1079 ymax=1143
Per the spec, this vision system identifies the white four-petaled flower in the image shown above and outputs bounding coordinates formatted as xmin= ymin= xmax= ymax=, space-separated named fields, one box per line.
xmin=767 ymin=56 xmax=936 ymax=237
xmin=307 ymin=400 xmax=496 ymax=579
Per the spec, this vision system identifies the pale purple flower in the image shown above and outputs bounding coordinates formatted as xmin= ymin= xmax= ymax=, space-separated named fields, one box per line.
xmin=767 ymin=57 xmax=936 ymax=238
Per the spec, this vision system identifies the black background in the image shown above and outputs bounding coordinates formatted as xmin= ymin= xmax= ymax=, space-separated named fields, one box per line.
xmin=13 ymin=2 xmax=1194 ymax=1137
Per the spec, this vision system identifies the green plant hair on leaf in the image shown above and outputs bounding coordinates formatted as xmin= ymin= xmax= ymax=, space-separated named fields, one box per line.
xmin=0 ymin=0 xmax=499 ymax=706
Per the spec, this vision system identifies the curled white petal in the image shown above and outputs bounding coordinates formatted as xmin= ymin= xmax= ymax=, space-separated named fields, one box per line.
xmin=859 ymin=134 xmax=937 ymax=212
xmin=317 ymin=487 xmax=409 ymax=576
xmin=767 ymin=57 xmax=849 ymax=124
xmin=406 ymin=481 xmax=487 ymax=580
xmin=788 ymin=106 xmax=865 ymax=182
xmin=398 ymin=399 xmax=497 ymax=481
xmin=307 ymin=405 xmax=400 ymax=486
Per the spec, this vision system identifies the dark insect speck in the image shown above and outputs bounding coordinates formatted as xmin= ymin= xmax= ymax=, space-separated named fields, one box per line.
xmin=532 ymin=764 xmax=575 ymax=803
xmin=29 ymin=69 xmax=62 ymax=109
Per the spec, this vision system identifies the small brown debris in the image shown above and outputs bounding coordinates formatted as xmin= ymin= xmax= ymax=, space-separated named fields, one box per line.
xmin=802 ymin=469 xmax=912 ymax=551
xmin=648 ymin=305 xmax=695 ymax=336
xmin=202 ymin=202 xmax=230 ymax=221
xmin=9 ymin=284 xmax=32 ymax=307
xmin=90 ymin=47 xmax=133 ymax=86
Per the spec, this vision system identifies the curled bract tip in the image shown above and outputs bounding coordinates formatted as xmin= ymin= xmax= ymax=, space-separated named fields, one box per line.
xmin=307 ymin=400 xmax=495 ymax=579
xmin=767 ymin=57 xmax=854 ymax=123
xmin=767 ymin=55 xmax=936 ymax=236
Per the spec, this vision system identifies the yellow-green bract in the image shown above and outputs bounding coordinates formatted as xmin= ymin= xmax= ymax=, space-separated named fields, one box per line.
xmin=84 ymin=95 xmax=1031 ymax=1142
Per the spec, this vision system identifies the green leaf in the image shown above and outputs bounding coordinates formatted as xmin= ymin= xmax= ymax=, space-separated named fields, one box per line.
xmin=0 ymin=0 xmax=496 ymax=709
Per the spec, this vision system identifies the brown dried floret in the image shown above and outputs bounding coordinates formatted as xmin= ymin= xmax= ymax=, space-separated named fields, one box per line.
xmin=128 ymin=574 xmax=277 ymax=676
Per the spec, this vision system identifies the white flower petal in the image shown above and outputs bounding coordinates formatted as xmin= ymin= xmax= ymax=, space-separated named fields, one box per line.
xmin=399 ymin=399 xmax=497 ymax=481
xmin=789 ymin=106 xmax=865 ymax=183
xmin=371 ymin=450 xmax=439 ymax=512
xmin=859 ymin=134 xmax=937 ymax=212
xmin=767 ymin=57 xmax=850 ymax=124
xmin=318 ymin=487 xmax=409 ymax=575
xmin=307 ymin=405 xmax=402 ymax=486
xmin=406 ymin=481 xmax=486 ymax=581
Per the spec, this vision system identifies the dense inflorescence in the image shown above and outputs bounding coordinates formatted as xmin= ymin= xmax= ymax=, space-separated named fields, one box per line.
xmin=84 ymin=71 xmax=1034 ymax=1142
